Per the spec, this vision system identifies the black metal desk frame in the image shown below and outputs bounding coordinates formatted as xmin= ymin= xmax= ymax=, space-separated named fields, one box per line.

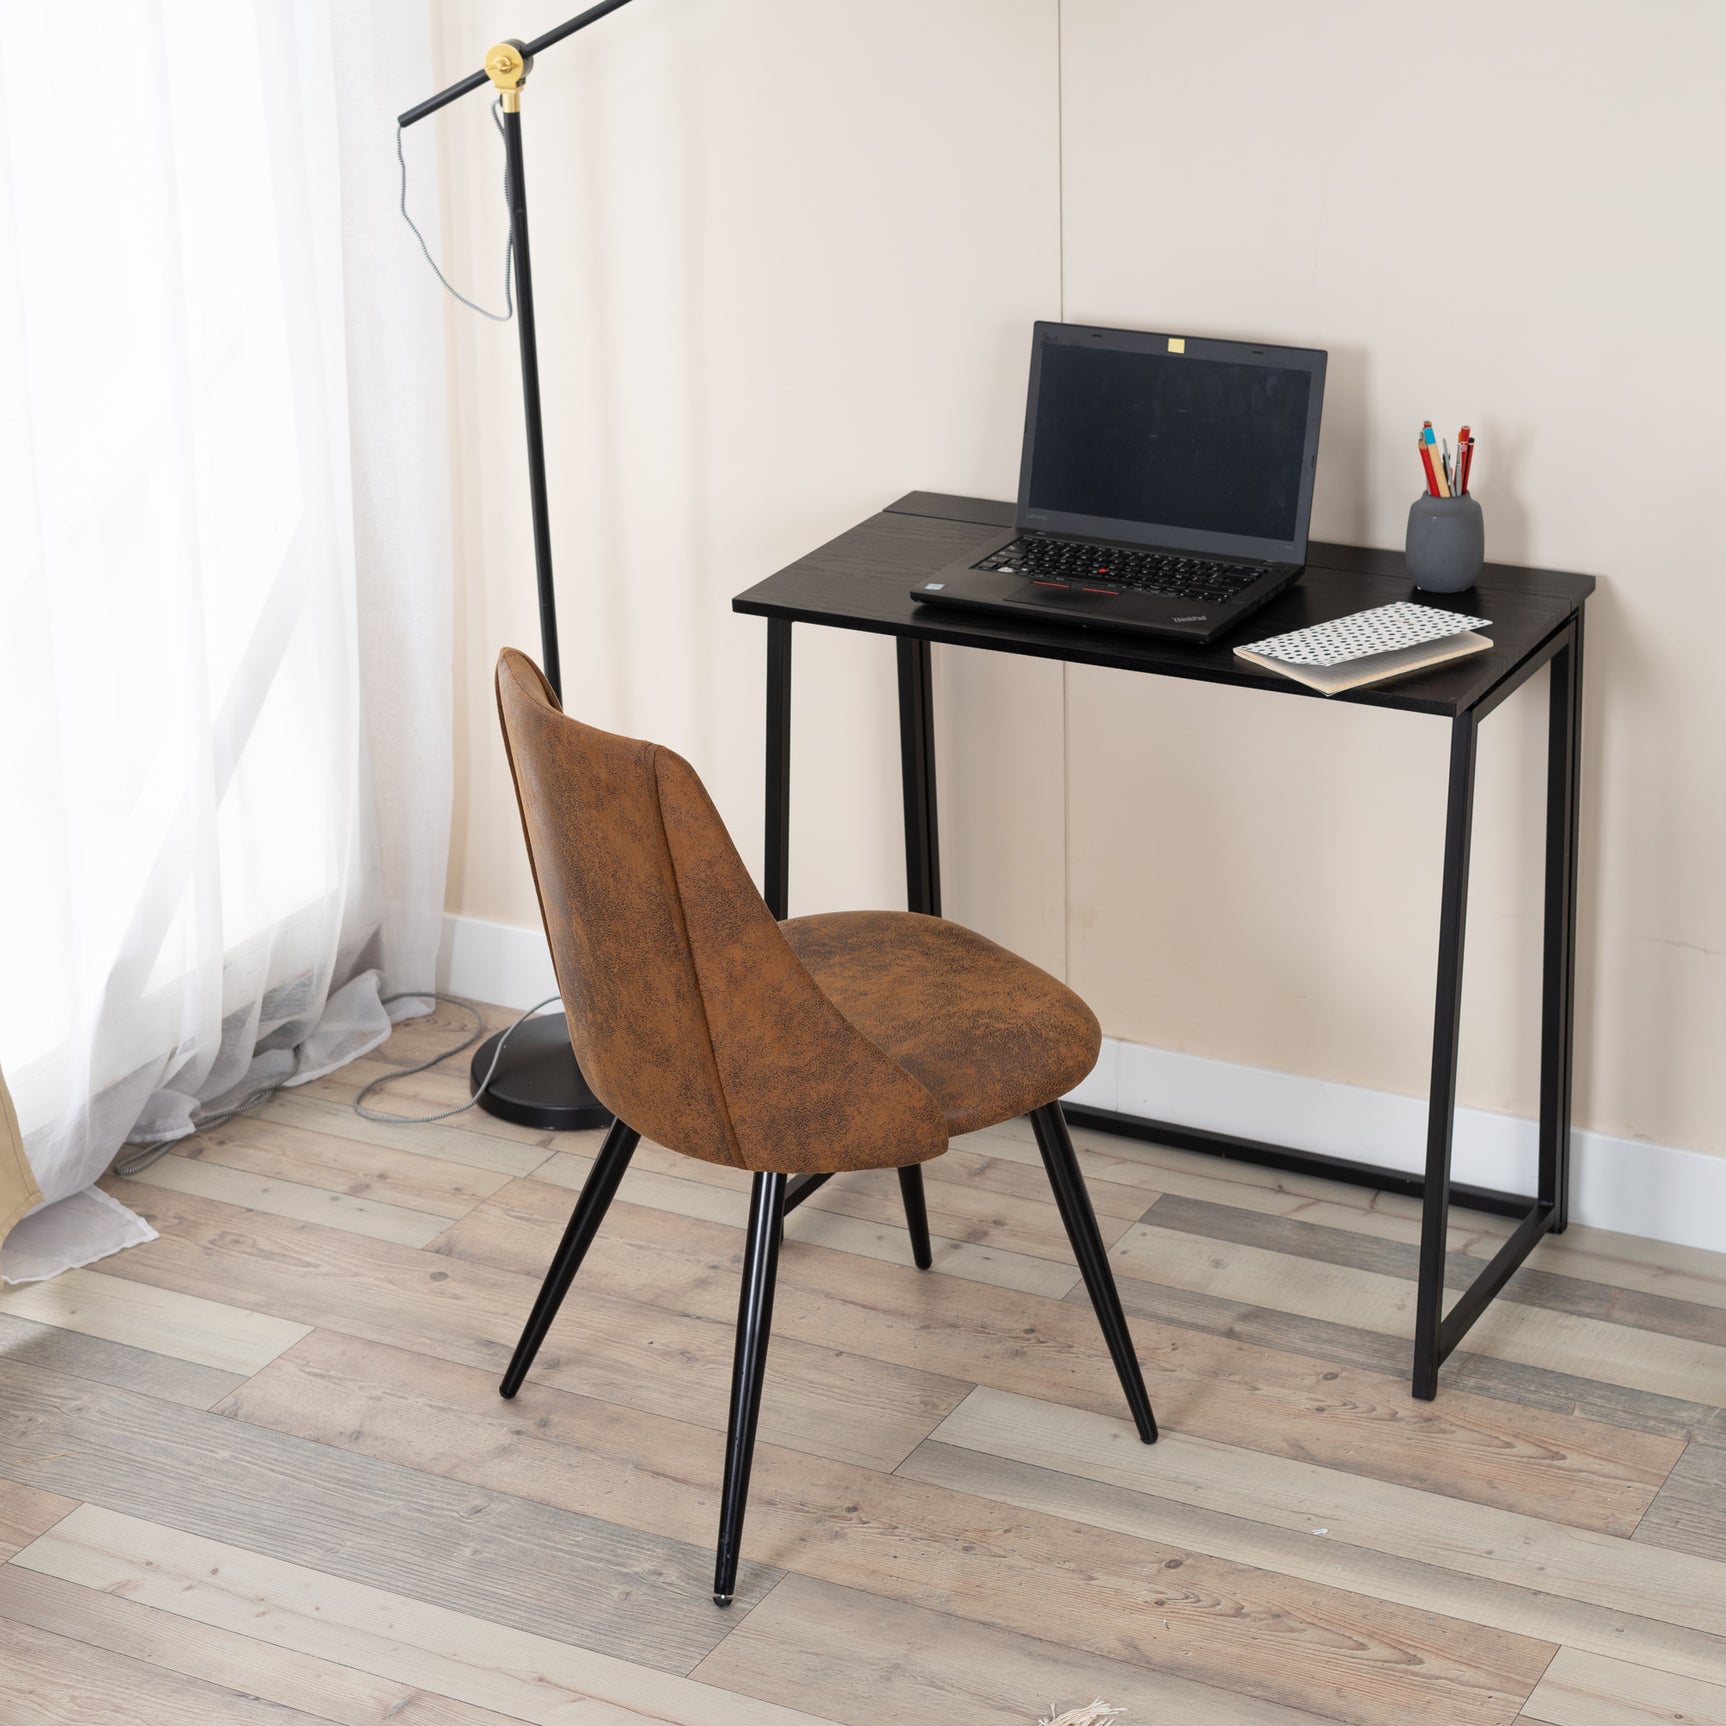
xmin=737 ymin=493 xmax=1590 ymax=1399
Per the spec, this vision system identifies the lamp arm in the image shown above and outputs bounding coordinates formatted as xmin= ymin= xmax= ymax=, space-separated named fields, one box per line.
xmin=397 ymin=0 xmax=639 ymax=128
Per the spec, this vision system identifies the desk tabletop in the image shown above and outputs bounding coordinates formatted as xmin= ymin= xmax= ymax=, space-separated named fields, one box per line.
xmin=734 ymin=492 xmax=1595 ymax=718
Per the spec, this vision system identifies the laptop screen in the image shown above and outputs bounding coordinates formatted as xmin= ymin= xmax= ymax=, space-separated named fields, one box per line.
xmin=1024 ymin=338 xmax=1317 ymax=549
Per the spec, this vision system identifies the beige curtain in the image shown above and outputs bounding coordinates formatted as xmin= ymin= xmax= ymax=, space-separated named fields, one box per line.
xmin=0 ymin=1064 xmax=45 ymax=1281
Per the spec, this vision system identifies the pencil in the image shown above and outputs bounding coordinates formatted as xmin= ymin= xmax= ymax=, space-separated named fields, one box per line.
xmin=1426 ymin=430 xmax=1451 ymax=497
xmin=1419 ymin=439 xmax=1440 ymax=496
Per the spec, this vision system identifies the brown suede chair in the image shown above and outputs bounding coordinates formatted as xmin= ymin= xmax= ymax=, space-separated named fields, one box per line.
xmin=493 ymin=648 xmax=1156 ymax=1603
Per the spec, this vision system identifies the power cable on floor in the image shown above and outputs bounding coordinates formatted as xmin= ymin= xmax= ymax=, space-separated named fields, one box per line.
xmin=113 ymin=992 xmax=563 ymax=1175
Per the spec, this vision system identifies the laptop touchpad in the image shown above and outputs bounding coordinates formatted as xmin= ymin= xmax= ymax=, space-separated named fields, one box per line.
xmin=1003 ymin=581 xmax=1121 ymax=613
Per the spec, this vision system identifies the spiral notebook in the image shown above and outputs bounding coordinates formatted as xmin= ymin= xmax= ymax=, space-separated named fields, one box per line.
xmin=1235 ymin=602 xmax=1492 ymax=695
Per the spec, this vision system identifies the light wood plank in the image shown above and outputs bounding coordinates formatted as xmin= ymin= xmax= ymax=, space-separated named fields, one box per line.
xmin=99 ymin=1179 xmax=968 ymax=1473
xmin=304 ymin=1059 xmax=518 ymax=1122
xmin=0 ymin=1310 xmax=243 ymax=1410
xmin=267 ymin=1090 xmax=555 ymax=1175
xmin=372 ymin=999 xmax=515 ymax=1065
xmin=933 ymin=1385 xmax=1726 ymax=1638
xmin=296 ymin=1063 xmax=566 ymax=1146
xmin=548 ymin=1128 xmax=1150 ymax=1227
xmin=899 ymin=1437 xmax=1726 ymax=1693
xmin=0 ymin=1613 xmax=340 ymax=1726
xmin=544 ymin=1130 xmax=1132 ymax=1283
xmin=772 ymin=1155 xmax=1135 ymax=1263
xmin=0 ymin=1567 xmax=515 ymax=1726
xmin=1521 ymin=1646 xmax=1726 ymax=1725
xmin=214 ymin=1327 xmax=1551 ymax=1726
xmin=0 ymin=1267 xmax=309 ymax=1377
xmin=0 ymin=1356 xmax=777 ymax=1670
xmin=135 ymin=1150 xmax=451 ymax=1246
xmin=13 ymin=1504 xmax=842 ymax=1726
xmin=785 ymin=1201 xmax=1080 ymax=1297
xmin=182 ymin=1113 xmax=519 ymax=1218
xmin=1112 ymin=1222 xmax=1726 ymax=1407
xmin=0 ymin=1476 xmax=77 ymax=1559
xmin=937 ymin=1134 xmax=1152 ymax=1220
xmin=509 ymin=1155 xmax=1081 ymax=1299
xmin=418 ymin=1175 xmax=1683 ymax=1533
xmin=691 ymin=1570 xmax=1350 ymax=1726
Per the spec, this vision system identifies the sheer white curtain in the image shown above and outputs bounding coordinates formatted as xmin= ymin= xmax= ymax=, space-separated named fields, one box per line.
xmin=0 ymin=1 xmax=452 ymax=1280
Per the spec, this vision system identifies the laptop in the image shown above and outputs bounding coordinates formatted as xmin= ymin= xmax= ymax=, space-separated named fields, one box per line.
xmin=913 ymin=322 xmax=1327 ymax=643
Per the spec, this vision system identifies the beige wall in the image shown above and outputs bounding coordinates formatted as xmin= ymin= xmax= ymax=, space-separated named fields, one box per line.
xmin=432 ymin=0 xmax=1061 ymax=955
xmin=435 ymin=1 xmax=1726 ymax=1161
xmin=1057 ymin=0 xmax=1725 ymax=1158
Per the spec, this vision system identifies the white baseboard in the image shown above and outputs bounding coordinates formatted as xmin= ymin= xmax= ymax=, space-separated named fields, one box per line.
xmin=437 ymin=913 xmax=559 ymax=1010
xmin=1065 ymin=1039 xmax=1726 ymax=1258
xmin=439 ymin=911 xmax=1726 ymax=1257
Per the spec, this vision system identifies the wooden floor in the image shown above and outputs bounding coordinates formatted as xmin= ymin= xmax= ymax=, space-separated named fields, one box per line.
xmin=3 ymin=999 xmax=1726 ymax=1725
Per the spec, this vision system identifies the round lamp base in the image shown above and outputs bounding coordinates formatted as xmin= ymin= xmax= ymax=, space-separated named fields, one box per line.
xmin=470 ymin=1015 xmax=612 ymax=1131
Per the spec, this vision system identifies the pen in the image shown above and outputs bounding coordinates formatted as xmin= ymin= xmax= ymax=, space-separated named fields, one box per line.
xmin=1419 ymin=436 xmax=1440 ymax=496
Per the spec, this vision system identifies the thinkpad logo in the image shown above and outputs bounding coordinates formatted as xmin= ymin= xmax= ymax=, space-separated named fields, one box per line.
xmin=1173 ymin=614 xmax=1206 ymax=623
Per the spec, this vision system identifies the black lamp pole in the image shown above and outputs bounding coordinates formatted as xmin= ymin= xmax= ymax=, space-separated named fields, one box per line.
xmin=400 ymin=0 xmax=638 ymax=1130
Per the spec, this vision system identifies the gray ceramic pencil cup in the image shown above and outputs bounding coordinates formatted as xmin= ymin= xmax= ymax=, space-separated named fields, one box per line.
xmin=1406 ymin=492 xmax=1484 ymax=593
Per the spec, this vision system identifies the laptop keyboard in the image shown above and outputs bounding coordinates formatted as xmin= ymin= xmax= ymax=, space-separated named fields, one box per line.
xmin=976 ymin=536 xmax=1266 ymax=602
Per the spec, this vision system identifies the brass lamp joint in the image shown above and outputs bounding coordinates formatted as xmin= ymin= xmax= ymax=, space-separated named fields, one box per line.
xmin=485 ymin=39 xmax=531 ymax=111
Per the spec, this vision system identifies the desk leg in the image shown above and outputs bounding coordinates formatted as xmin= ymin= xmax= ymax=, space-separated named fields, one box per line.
xmin=765 ymin=619 xmax=792 ymax=921
xmin=1413 ymin=711 xmax=1478 ymax=1401
xmin=1539 ymin=619 xmax=1583 ymax=1233
xmin=896 ymin=638 xmax=942 ymax=917
xmin=894 ymin=637 xmax=941 ymax=1257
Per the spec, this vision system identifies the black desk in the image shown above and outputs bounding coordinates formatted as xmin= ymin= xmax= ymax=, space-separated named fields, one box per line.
xmin=734 ymin=491 xmax=1593 ymax=1399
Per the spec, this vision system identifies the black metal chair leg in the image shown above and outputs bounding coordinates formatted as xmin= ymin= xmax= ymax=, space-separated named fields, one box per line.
xmin=1029 ymin=1102 xmax=1158 ymax=1443
xmin=714 ymin=1170 xmax=786 ymax=1606
xmin=897 ymin=1165 xmax=934 ymax=1269
xmin=499 ymin=1117 xmax=639 ymax=1399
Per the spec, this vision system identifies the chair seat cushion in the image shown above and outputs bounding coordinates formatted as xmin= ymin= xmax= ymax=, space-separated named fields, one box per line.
xmin=781 ymin=911 xmax=1101 ymax=1137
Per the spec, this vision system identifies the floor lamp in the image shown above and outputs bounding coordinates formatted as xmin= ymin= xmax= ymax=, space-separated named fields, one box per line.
xmin=400 ymin=0 xmax=638 ymax=1130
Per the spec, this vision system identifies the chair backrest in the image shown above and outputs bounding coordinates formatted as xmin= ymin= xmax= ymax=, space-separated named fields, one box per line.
xmin=495 ymin=649 xmax=946 ymax=1173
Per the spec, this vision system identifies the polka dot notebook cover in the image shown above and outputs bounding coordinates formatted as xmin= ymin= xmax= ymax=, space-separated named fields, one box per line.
xmin=1235 ymin=602 xmax=1493 ymax=696
xmin=1243 ymin=601 xmax=1490 ymax=667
